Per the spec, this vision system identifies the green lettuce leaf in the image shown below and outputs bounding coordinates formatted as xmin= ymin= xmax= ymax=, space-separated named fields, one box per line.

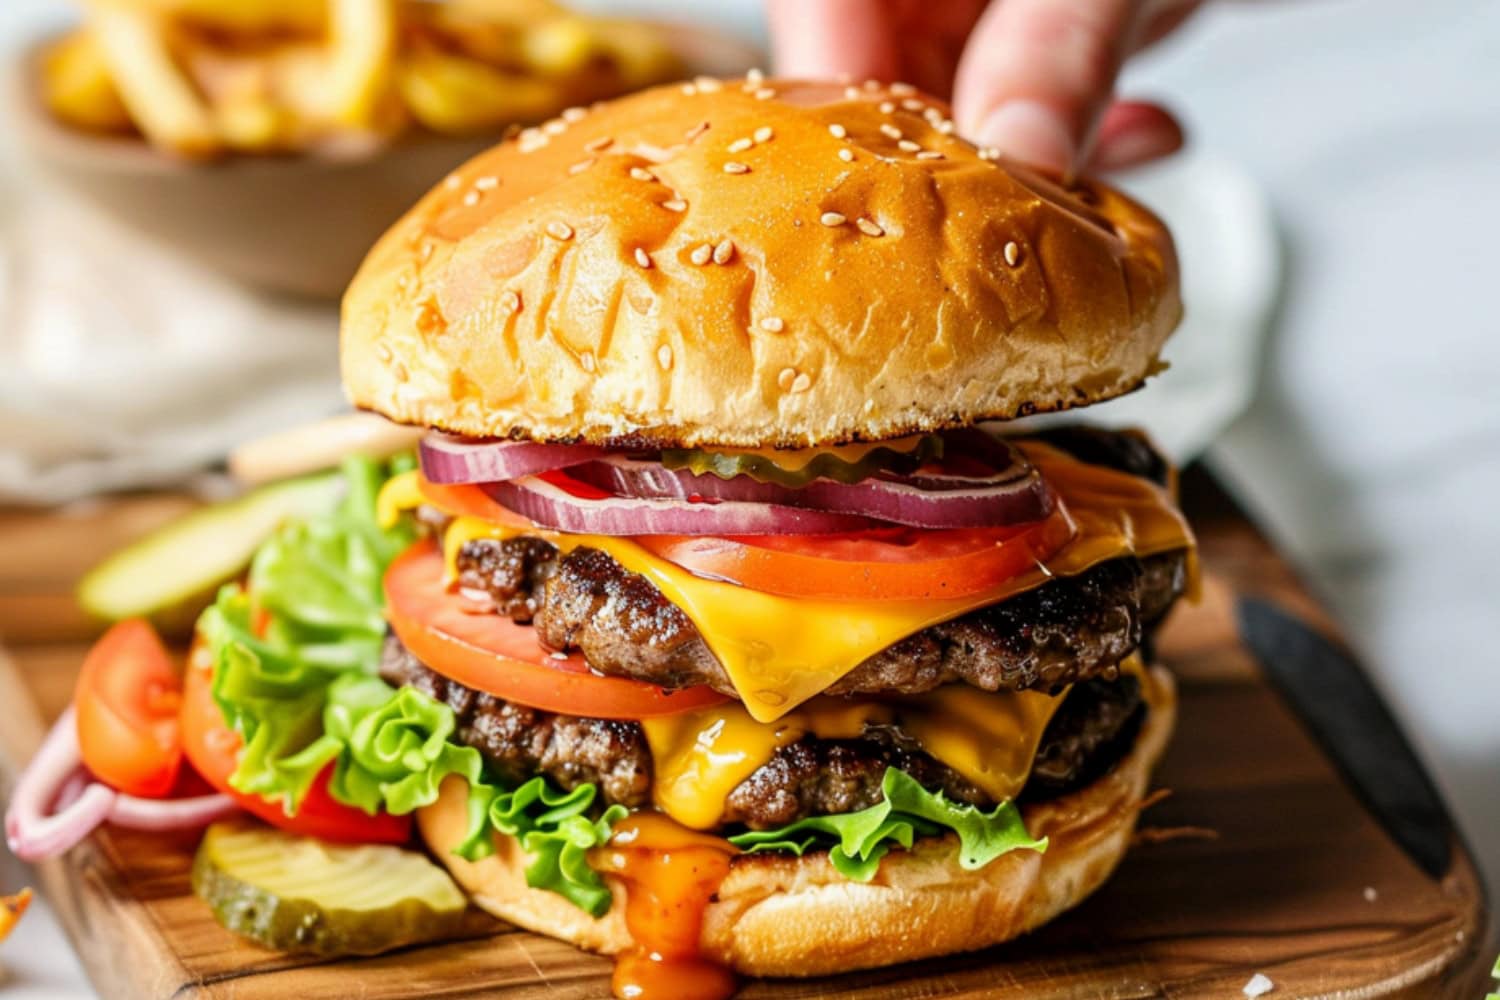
xmin=729 ymin=768 xmax=1047 ymax=881
xmin=195 ymin=453 xmax=623 ymax=916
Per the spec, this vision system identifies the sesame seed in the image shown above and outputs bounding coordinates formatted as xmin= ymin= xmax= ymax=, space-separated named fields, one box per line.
xmin=728 ymin=137 xmax=754 ymax=153
xmin=518 ymin=131 xmax=547 ymax=153
xmin=443 ymin=174 xmax=460 ymax=190
xmin=681 ymin=83 xmax=698 ymax=96
xmin=755 ymin=87 xmax=776 ymax=100
xmin=543 ymin=118 xmax=567 ymax=135
xmin=745 ymin=67 xmax=764 ymax=85
xmin=791 ymin=372 xmax=812 ymax=393
xmin=753 ymin=126 xmax=774 ymax=143
xmin=879 ymin=101 xmax=895 ymax=114
xmin=777 ymin=367 xmax=797 ymax=390
xmin=713 ymin=239 xmax=735 ymax=264
xmin=898 ymin=139 xmax=921 ymax=152
xmin=923 ymin=107 xmax=943 ymax=123
xmin=916 ymin=150 xmax=944 ymax=160
xmin=562 ymin=106 xmax=587 ymax=122
xmin=662 ymin=198 xmax=688 ymax=212
xmin=844 ymin=86 xmax=861 ymax=99
xmin=880 ymin=123 xmax=903 ymax=140
xmin=723 ymin=161 xmax=751 ymax=174
xmin=690 ymin=243 xmax=713 ymax=266
xmin=634 ymin=247 xmax=652 ymax=268
xmin=695 ymin=76 xmax=722 ymax=92
xmin=420 ymin=242 xmax=434 ymax=261
xmin=569 ymin=158 xmax=593 ymax=175
xmin=462 ymin=191 xmax=480 ymax=207
xmin=657 ymin=344 xmax=673 ymax=370
xmin=501 ymin=290 xmax=521 ymax=313
xmin=1004 ymin=241 xmax=1021 ymax=266
xmin=837 ymin=148 xmax=855 ymax=163
xmin=901 ymin=98 xmax=924 ymax=111
xmin=581 ymin=351 xmax=596 ymax=373
xmin=937 ymin=119 xmax=956 ymax=135
xmin=856 ymin=217 xmax=884 ymax=237
xmin=828 ymin=123 xmax=848 ymax=139
xmin=820 ymin=211 xmax=847 ymax=227
xmin=891 ymin=81 xmax=916 ymax=96
xmin=864 ymin=398 xmax=875 ymax=412
xmin=979 ymin=146 xmax=1000 ymax=161
xmin=759 ymin=317 xmax=785 ymax=333
xmin=584 ymin=135 xmax=614 ymax=152
xmin=546 ymin=221 xmax=574 ymax=241
xmin=630 ymin=166 xmax=655 ymax=182
xmin=685 ymin=121 xmax=710 ymax=140
xmin=474 ymin=175 xmax=498 ymax=190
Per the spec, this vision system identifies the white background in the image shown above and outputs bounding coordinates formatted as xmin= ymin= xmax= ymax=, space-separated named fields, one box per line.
xmin=1 ymin=0 xmax=1497 ymax=994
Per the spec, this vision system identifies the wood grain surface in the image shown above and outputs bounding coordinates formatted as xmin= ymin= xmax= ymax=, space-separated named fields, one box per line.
xmin=0 ymin=466 xmax=1490 ymax=999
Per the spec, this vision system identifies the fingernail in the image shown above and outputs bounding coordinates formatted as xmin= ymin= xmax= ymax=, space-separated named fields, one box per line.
xmin=973 ymin=100 xmax=1075 ymax=172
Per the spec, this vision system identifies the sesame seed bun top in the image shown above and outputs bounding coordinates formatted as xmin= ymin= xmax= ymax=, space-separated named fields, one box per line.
xmin=340 ymin=77 xmax=1181 ymax=447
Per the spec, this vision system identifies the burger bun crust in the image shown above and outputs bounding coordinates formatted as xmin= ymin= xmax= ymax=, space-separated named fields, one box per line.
xmin=342 ymin=79 xmax=1180 ymax=448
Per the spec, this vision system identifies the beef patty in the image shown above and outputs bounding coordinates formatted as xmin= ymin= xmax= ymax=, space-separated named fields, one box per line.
xmin=380 ymin=634 xmax=1145 ymax=829
xmin=462 ymin=541 xmax=1183 ymax=699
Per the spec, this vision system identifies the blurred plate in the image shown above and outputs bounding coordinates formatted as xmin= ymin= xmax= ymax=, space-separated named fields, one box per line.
xmin=3 ymin=21 xmax=761 ymax=300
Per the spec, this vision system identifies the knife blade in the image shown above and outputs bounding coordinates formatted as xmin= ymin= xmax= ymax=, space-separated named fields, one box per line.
xmin=1235 ymin=595 xmax=1452 ymax=879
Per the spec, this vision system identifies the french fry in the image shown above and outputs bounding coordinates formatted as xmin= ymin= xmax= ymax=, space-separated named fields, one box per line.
xmin=0 ymin=888 xmax=32 ymax=945
xmin=212 ymin=93 xmax=286 ymax=151
xmin=518 ymin=15 xmax=596 ymax=78
xmin=320 ymin=0 xmax=397 ymax=128
xmin=133 ymin=0 xmax=324 ymax=33
xmin=41 ymin=30 xmax=133 ymax=133
xmin=398 ymin=49 xmax=564 ymax=133
xmin=85 ymin=2 xmax=220 ymax=156
xmin=592 ymin=18 xmax=681 ymax=89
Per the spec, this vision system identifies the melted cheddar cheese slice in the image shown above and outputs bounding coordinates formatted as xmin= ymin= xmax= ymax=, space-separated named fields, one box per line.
xmin=640 ymin=682 xmax=1069 ymax=829
xmin=382 ymin=441 xmax=1194 ymax=723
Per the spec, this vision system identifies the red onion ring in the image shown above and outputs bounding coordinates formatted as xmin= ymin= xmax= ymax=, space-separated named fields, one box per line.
xmin=108 ymin=791 xmax=240 ymax=831
xmin=568 ymin=434 xmax=1052 ymax=529
xmin=419 ymin=432 xmax=608 ymax=484
xmin=485 ymin=473 xmax=878 ymax=535
xmin=4 ymin=706 xmax=237 ymax=861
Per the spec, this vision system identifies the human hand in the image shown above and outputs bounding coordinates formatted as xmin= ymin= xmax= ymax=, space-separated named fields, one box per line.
xmin=767 ymin=0 xmax=1200 ymax=175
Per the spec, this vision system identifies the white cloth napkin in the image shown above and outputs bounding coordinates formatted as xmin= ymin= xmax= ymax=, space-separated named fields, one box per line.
xmin=0 ymin=161 xmax=347 ymax=504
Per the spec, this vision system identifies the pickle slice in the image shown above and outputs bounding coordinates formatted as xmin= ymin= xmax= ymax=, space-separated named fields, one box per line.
xmin=663 ymin=434 xmax=943 ymax=487
xmin=77 ymin=471 xmax=343 ymax=635
xmin=192 ymin=820 xmax=467 ymax=956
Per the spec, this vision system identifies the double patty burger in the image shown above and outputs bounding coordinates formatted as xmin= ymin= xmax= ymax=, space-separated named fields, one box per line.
xmin=343 ymin=77 xmax=1191 ymax=996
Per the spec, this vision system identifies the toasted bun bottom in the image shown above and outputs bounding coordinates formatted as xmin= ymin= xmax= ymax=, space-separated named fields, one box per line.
xmin=417 ymin=666 xmax=1176 ymax=977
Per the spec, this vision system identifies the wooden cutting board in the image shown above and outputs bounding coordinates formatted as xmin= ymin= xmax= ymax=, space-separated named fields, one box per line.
xmin=0 ymin=467 xmax=1489 ymax=999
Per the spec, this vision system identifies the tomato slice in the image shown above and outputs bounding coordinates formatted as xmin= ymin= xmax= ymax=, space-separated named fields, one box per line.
xmin=75 ymin=620 xmax=184 ymax=798
xmin=385 ymin=541 xmax=728 ymax=718
xmin=637 ymin=506 xmax=1077 ymax=601
xmin=180 ymin=638 xmax=411 ymax=844
xmin=418 ymin=478 xmax=534 ymax=528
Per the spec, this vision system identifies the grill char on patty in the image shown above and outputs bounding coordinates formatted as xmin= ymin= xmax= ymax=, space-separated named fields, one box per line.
xmin=380 ymin=634 xmax=1146 ymax=828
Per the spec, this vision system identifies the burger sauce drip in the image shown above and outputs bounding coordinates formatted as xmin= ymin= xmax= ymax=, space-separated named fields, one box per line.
xmin=594 ymin=813 xmax=738 ymax=1000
